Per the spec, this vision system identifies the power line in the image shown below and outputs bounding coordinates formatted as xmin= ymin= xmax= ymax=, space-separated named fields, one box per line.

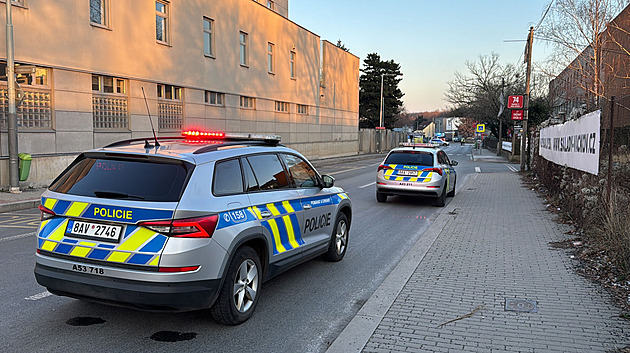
xmin=536 ymin=0 xmax=555 ymax=30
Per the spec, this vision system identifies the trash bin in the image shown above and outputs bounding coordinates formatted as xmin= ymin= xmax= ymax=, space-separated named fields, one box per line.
xmin=18 ymin=153 xmax=32 ymax=181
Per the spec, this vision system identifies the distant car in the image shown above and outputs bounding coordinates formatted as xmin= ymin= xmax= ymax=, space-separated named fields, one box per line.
xmin=430 ymin=138 xmax=449 ymax=146
xmin=453 ymin=137 xmax=460 ymax=142
xmin=376 ymin=145 xmax=458 ymax=207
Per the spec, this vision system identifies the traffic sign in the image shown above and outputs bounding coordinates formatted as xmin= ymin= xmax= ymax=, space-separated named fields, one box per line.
xmin=375 ymin=126 xmax=385 ymax=130
xmin=476 ymin=124 xmax=485 ymax=133
xmin=508 ymin=95 xmax=524 ymax=109
xmin=511 ymin=110 xmax=523 ymax=120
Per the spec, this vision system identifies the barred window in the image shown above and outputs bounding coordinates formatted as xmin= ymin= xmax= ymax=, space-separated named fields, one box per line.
xmin=158 ymin=101 xmax=183 ymax=131
xmin=157 ymin=84 xmax=181 ymax=100
xmin=205 ymin=91 xmax=224 ymax=106
xmin=240 ymin=96 xmax=255 ymax=109
xmin=92 ymin=75 xmax=128 ymax=129
xmin=297 ymin=104 xmax=308 ymax=115
xmin=0 ymin=63 xmax=52 ymax=130
xmin=275 ymin=101 xmax=288 ymax=112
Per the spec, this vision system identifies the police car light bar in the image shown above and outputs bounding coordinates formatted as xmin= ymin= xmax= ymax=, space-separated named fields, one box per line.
xmin=182 ymin=130 xmax=281 ymax=144
xmin=399 ymin=142 xmax=439 ymax=148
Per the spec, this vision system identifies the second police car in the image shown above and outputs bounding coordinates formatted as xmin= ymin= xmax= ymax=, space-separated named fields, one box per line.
xmin=376 ymin=143 xmax=458 ymax=207
xmin=34 ymin=131 xmax=351 ymax=325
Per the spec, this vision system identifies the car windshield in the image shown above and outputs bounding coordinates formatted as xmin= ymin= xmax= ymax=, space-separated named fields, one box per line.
xmin=385 ymin=151 xmax=434 ymax=166
xmin=49 ymin=156 xmax=192 ymax=202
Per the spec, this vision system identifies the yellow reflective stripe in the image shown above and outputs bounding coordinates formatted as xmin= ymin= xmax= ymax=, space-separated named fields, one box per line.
xmin=283 ymin=215 xmax=299 ymax=249
xmin=282 ymin=201 xmax=295 ymax=213
xmin=385 ymin=170 xmax=395 ymax=176
xmin=390 ymin=164 xmax=397 ymax=169
xmin=338 ymin=193 xmax=348 ymax=200
xmin=266 ymin=203 xmax=281 ymax=216
xmin=44 ymin=198 xmax=57 ymax=210
xmin=117 ymin=228 xmax=155 ymax=251
xmin=66 ymin=202 xmax=89 ymax=217
xmin=395 ymin=177 xmax=403 ymax=181
xmin=48 ymin=220 xmax=69 ymax=241
xmin=250 ymin=206 xmax=263 ymax=220
xmin=108 ymin=251 xmax=131 ymax=263
xmin=42 ymin=240 xmax=56 ymax=251
xmin=38 ymin=219 xmax=50 ymax=233
xmin=148 ymin=256 xmax=160 ymax=266
xmin=268 ymin=219 xmax=286 ymax=253
xmin=409 ymin=178 xmax=418 ymax=182
xmin=70 ymin=242 xmax=95 ymax=257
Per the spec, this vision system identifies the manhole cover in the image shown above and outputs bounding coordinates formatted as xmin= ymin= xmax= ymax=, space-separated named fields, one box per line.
xmin=505 ymin=298 xmax=537 ymax=313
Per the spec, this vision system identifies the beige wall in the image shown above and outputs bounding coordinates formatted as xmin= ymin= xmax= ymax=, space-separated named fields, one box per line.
xmin=0 ymin=0 xmax=360 ymax=188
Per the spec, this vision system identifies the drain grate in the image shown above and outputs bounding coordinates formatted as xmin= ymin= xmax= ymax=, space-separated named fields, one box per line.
xmin=505 ymin=298 xmax=538 ymax=313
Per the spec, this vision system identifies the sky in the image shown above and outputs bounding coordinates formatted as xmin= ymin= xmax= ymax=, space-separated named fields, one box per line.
xmin=289 ymin=0 xmax=554 ymax=113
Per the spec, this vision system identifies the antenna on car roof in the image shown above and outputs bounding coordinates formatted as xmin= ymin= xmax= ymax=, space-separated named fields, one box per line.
xmin=141 ymin=87 xmax=160 ymax=148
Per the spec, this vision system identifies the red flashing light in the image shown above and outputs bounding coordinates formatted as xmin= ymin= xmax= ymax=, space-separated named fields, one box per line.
xmin=182 ymin=130 xmax=225 ymax=139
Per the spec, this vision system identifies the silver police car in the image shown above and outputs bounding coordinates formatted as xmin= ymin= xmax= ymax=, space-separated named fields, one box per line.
xmin=34 ymin=131 xmax=351 ymax=325
xmin=376 ymin=144 xmax=457 ymax=207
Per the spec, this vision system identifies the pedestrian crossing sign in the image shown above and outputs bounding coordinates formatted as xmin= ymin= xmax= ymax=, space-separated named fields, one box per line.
xmin=476 ymin=124 xmax=485 ymax=133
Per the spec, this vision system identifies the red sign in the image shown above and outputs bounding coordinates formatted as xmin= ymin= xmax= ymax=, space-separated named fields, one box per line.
xmin=511 ymin=110 xmax=523 ymax=120
xmin=508 ymin=95 xmax=524 ymax=109
xmin=375 ymin=126 xmax=386 ymax=130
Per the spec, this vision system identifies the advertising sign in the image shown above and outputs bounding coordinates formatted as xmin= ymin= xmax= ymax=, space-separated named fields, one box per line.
xmin=539 ymin=110 xmax=600 ymax=175
xmin=511 ymin=110 xmax=523 ymax=120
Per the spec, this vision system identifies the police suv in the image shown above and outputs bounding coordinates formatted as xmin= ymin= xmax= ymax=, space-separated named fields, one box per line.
xmin=34 ymin=131 xmax=352 ymax=325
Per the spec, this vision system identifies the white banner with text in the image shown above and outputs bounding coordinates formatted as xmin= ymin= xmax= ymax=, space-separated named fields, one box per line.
xmin=539 ymin=110 xmax=600 ymax=175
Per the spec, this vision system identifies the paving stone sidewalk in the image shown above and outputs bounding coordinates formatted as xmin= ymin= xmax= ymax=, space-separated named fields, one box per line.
xmin=328 ymin=171 xmax=630 ymax=353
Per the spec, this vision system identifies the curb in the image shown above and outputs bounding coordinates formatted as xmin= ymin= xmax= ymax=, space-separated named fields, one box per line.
xmin=0 ymin=199 xmax=40 ymax=213
xmin=325 ymin=174 xmax=478 ymax=353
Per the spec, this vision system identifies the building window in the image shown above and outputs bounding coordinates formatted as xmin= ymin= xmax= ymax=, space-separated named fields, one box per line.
xmin=90 ymin=0 xmax=108 ymax=27
xmin=290 ymin=51 xmax=296 ymax=79
xmin=239 ymin=31 xmax=248 ymax=66
xmin=92 ymin=75 xmax=128 ymax=129
xmin=203 ymin=17 xmax=214 ymax=57
xmin=157 ymin=84 xmax=182 ymax=131
xmin=240 ymin=96 xmax=255 ymax=109
xmin=275 ymin=101 xmax=288 ymax=112
xmin=0 ymin=62 xmax=52 ymax=129
xmin=156 ymin=1 xmax=169 ymax=44
xmin=267 ymin=1 xmax=274 ymax=10
xmin=297 ymin=104 xmax=308 ymax=115
xmin=267 ymin=43 xmax=274 ymax=73
xmin=205 ymin=91 xmax=224 ymax=106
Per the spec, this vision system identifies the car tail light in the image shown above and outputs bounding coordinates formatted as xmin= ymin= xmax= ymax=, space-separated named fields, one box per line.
xmin=159 ymin=265 xmax=200 ymax=273
xmin=38 ymin=204 xmax=56 ymax=221
xmin=377 ymin=165 xmax=392 ymax=172
xmin=139 ymin=215 xmax=219 ymax=238
xmin=422 ymin=168 xmax=443 ymax=176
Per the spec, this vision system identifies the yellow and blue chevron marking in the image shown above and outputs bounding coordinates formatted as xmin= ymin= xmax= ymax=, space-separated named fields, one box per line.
xmin=249 ymin=200 xmax=305 ymax=255
xmin=383 ymin=164 xmax=433 ymax=182
xmin=37 ymin=217 xmax=167 ymax=266
xmin=41 ymin=197 xmax=174 ymax=224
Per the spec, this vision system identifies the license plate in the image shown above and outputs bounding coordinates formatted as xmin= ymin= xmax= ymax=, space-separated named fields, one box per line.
xmin=72 ymin=264 xmax=105 ymax=275
xmin=397 ymin=170 xmax=417 ymax=176
xmin=66 ymin=220 xmax=123 ymax=242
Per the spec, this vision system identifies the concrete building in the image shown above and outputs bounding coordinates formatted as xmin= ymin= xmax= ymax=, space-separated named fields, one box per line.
xmin=0 ymin=0 xmax=359 ymax=188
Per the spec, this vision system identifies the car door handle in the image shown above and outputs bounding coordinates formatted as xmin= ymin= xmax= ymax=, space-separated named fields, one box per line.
xmin=303 ymin=204 xmax=312 ymax=210
xmin=260 ymin=211 xmax=272 ymax=218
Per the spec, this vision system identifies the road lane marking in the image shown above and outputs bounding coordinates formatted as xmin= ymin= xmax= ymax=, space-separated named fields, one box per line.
xmin=359 ymin=182 xmax=376 ymax=189
xmin=0 ymin=231 xmax=36 ymax=243
xmin=475 ymin=167 xmax=481 ymax=173
xmin=505 ymin=164 xmax=518 ymax=172
xmin=25 ymin=291 xmax=52 ymax=301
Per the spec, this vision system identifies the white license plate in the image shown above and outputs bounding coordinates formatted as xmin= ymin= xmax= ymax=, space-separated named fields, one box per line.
xmin=66 ymin=220 xmax=123 ymax=242
xmin=72 ymin=264 xmax=105 ymax=275
xmin=397 ymin=170 xmax=417 ymax=176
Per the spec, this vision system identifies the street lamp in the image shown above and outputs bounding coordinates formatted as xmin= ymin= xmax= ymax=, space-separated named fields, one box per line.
xmin=377 ymin=73 xmax=395 ymax=153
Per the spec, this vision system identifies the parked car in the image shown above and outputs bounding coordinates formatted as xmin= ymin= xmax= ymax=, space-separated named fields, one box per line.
xmin=430 ymin=138 xmax=449 ymax=146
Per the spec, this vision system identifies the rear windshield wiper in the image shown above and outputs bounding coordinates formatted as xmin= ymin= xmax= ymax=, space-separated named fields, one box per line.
xmin=93 ymin=190 xmax=146 ymax=200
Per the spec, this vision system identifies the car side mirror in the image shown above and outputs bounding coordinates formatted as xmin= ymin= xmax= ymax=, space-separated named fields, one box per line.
xmin=322 ymin=175 xmax=335 ymax=188
xmin=451 ymin=160 xmax=458 ymax=166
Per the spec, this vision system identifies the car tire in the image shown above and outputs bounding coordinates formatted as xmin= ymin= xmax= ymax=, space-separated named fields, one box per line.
xmin=210 ymin=246 xmax=261 ymax=325
xmin=447 ymin=177 xmax=456 ymax=197
xmin=322 ymin=213 xmax=349 ymax=262
xmin=376 ymin=191 xmax=387 ymax=203
xmin=435 ymin=188 xmax=446 ymax=207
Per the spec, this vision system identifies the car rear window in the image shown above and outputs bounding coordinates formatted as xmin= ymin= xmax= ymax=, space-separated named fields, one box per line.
xmin=49 ymin=157 xmax=191 ymax=202
xmin=385 ymin=151 xmax=434 ymax=166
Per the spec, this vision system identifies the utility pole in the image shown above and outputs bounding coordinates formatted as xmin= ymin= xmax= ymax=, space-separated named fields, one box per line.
xmin=497 ymin=78 xmax=505 ymax=156
xmin=6 ymin=1 xmax=20 ymax=193
xmin=521 ymin=26 xmax=534 ymax=172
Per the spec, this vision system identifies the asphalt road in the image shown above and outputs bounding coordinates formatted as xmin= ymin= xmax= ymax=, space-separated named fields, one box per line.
xmin=0 ymin=145 xmax=517 ymax=353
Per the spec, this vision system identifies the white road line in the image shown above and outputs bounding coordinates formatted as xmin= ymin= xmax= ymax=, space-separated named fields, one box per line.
xmin=0 ymin=231 xmax=36 ymax=243
xmin=505 ymin=164 xmax=518 ymax=172
xmin=475 ymin=167 xmax=481 ymax=173
xmin=25 ymin=291 xmax=52 ymax=301
xmin=359 ymin=182 xmax=376 ymax=189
